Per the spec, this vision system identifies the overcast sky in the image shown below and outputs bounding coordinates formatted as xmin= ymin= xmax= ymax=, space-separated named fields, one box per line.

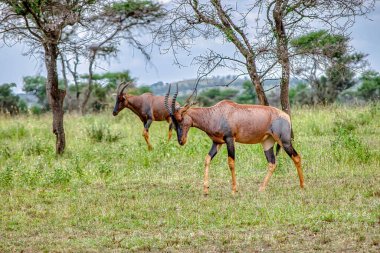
xmin=0 ymin=1 xmax=379 ymax=92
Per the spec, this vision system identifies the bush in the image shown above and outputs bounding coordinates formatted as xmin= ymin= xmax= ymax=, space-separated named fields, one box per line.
xmin=86 ymin=123 xmax=119 ymax=142
xmin=30 ymin=105 xmax=43 ymax=115
xmin=18 ymin=100 xmax=28 ymax=114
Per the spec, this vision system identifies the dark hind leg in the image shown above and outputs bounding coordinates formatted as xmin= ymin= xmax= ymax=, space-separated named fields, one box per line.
xmin=270 ymin=117 xmax=304 ymax=189
xmin=225 ymin=137 xmax=237 ymax=194
xmin=283 ymin=143 xmax=304 ymax=189
xmin=259 ymin=136 xmax=276 ymax=192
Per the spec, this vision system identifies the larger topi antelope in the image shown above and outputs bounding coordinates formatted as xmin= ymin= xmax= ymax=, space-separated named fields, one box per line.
xmin=165 ymin=84 xmax=304 ymax=195
xmin=113 ymin=82 xmax=177 ymax=150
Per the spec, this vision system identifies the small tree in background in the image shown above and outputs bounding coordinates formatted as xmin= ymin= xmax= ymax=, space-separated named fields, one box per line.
xmin=291 ymin=30 xmax=366 ymax=104
xmin=62 ymin=1 xmax=164 ymax=114
xmin=358 ymin=71 xmax=380 ymax=101
xmin=79 ymin=71 xmax=134 ymax=112
xmin=22 ymin=76 xmax=48 ymax=110
xmin=235 ymin=80 xmax=256 ymax=104
xmin=0 ymin=83 xmax=20 ymax=115
xmin=197 ymin=88 xmax=239 ymax=107
xmin=0 ymin=0 xmax=98 ymax=154
xmin=0 ymin=1 xmax=164 ymax=154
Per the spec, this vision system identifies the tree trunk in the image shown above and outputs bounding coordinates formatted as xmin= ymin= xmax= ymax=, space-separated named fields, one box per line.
xmin=247 ymin=55 xmax=269 ymax=105
xmin=273 ymin=0 xmax=291 ymax=117
xmin=45 ymin=44 xmax=66 ymax=154
xmin=80 ymin=52 xmax=95 ymax=115
xmin=60 ymin=54 xmax=73 ymax=113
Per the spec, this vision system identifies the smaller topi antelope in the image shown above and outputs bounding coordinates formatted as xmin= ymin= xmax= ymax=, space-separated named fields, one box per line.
xmin=165 ymin=84 xmax=304 ymax=195
xmin=113 ymin=82 xmax=177 ymax=150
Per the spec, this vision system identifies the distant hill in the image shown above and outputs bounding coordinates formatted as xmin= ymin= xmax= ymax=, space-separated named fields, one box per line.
xmin=149 ymin=76 xmax=301 ymax=96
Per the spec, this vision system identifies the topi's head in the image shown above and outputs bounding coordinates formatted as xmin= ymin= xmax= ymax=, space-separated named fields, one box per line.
xmin=112 ymin=82 xmax=132 ymax=116
xmin=164 ymin=84 xmax=194 ymax=145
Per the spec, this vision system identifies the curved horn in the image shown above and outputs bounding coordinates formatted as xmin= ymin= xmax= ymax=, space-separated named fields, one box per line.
xmin=119 ymin=82 xmax=131 ymax=95
xmin=171 ymin=83 xmax=178 ymax=113
xmin=164 ymin=84 xmax=172 ymax=115
xmin=116 ymin=82 xmax=124 ymax=94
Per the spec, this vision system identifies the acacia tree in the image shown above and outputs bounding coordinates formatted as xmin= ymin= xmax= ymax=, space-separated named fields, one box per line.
xmin=261 ymin=0 xmax=374 ymax=114
xmin=156 ymin=0 xmax=374 ymax=116
xmin=62 ymin=0 xmax=164 ymax=114
xmin=291 ymin=30 xmax=366 ymax=104
xmin=0 ymin=0 xmax=164 ymax=153
xmin=0 ymin=83 xmax=20 ymax=115
xmin=157 ymin=0 xmax=270 ymax=105
xmin=0 ymin=0 xmax=98 ymax=154
xmin=358 ymin=71 xmax=380 ymax=101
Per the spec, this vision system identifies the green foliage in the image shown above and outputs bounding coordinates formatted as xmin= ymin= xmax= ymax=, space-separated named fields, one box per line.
xmin=110 ymin=0 xmax=160 ymax=13
xmin=80 ymin=71 xmax=134 ymax=112
xmin=128 ymin=86 xmax=152 ymax=95
xmin=30 ymin=105 xmax=43 ymax=115
xmin=22 ymin=76 xmax=48 ymax=109
xmin=290 ymin=30 xmax=346 ymax=59
xmin=17 ymin=99 xmax=28 ymax=114
xmin=197 ymin=88 xmax=239 ymax=106
xmin=289 ymin=82 xmax=313 ymax=105
xmin=195 ymin=81 xmax=255 ymax=106
xmin=358 ymin=70 xmax=380 ymax=101
xmin=0 ymin=82 xmax=20 ymax=115
xmin=84 ymin=71 xmax=133 ymax=90
xmin=291 ymin=31 xmax=366 ymax=104
xmin=86 ymin=123 xmax=119 ymax=142
xmin=235 ymin=80 xmax=256 ymax=104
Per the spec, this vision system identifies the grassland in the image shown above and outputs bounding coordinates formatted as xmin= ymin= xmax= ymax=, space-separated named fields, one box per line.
xmin=0 ymin=104 xmax=379 ymax=252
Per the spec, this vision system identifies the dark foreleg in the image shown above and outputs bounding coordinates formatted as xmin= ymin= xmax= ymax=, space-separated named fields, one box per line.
xmin=225 ymin=137 xmax=237 ymax=194
xmin=142 ymin=119 xmax=153 ymax=150
xmin=204 ymin=142 xmax=222 ymax=196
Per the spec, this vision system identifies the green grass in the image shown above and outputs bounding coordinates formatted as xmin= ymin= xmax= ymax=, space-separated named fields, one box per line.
xmin=1 ymin=105 xmax=379 ymax=252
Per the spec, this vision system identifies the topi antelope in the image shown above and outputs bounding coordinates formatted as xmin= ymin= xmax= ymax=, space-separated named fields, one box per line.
xmin=165 ymin=84 xmax=304 ymax=195
xmin=113 ymin=82 xmax=178 ymax=150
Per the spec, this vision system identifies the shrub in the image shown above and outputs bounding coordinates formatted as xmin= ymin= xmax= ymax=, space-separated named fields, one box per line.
xmin=30 ymin=105 xmax=43 ymax=115
xmin=86 ymin=123 xmax=119 ymax=142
